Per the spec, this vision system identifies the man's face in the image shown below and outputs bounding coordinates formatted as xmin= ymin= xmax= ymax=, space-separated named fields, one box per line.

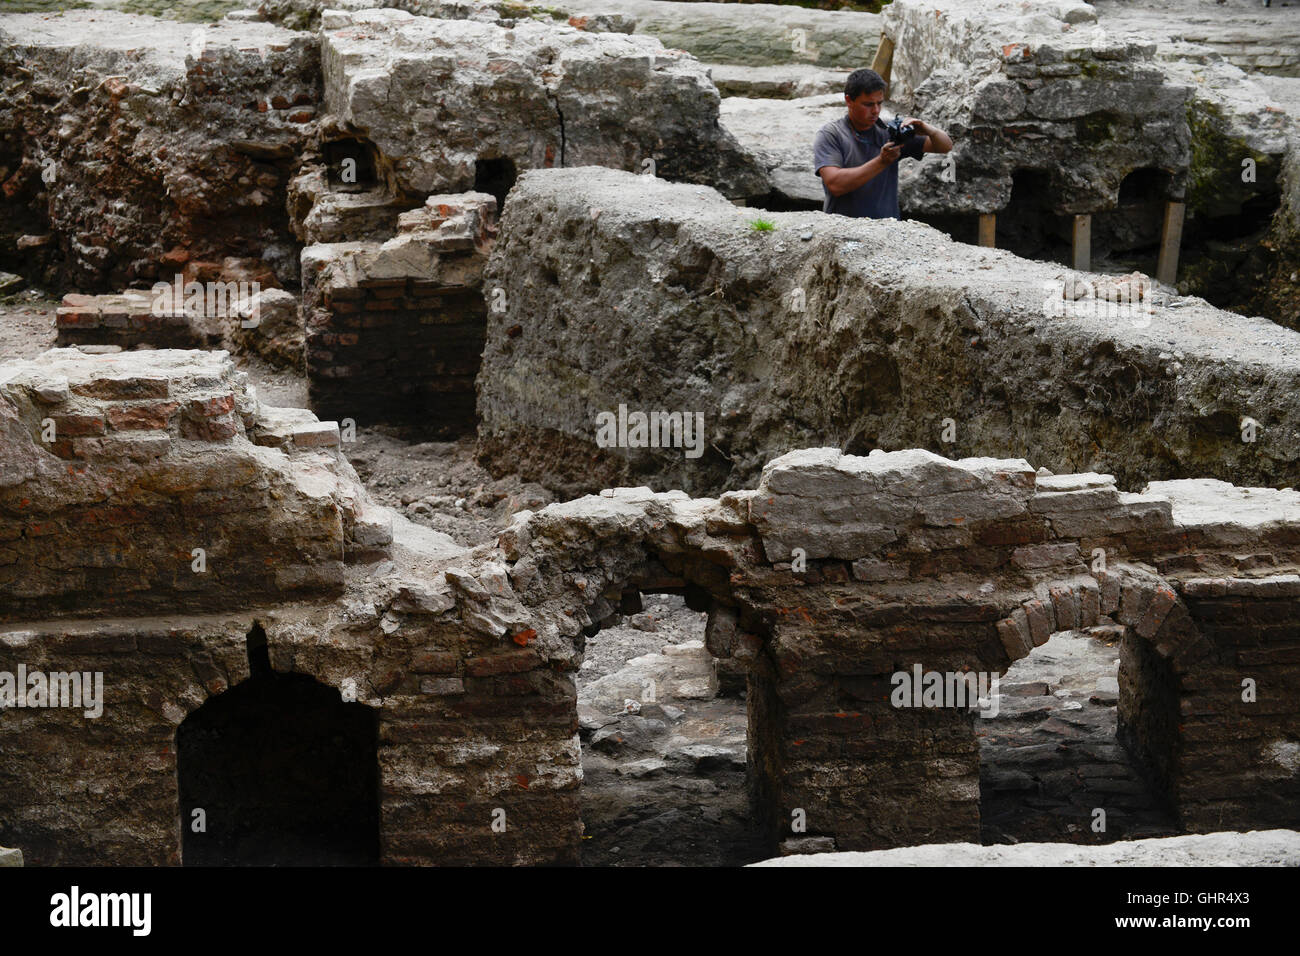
xmin=846 ymin=90 xmax=885 ymax=129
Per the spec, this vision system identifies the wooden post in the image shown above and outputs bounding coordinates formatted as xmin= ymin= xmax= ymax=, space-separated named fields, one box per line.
xmin=978 ymin=213 xmax=996 ymax=248
xmin=871 ymin=33 xmax=895 ymax=87
xmin=1157 ymin=201 xmax=1185 ymax=287
xmin=1072 ymin=214 xmax=1091 ymax=272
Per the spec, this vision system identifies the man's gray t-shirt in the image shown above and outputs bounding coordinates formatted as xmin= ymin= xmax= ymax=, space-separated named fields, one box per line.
xmin=813 ymin=116 xmax=926 ymax=219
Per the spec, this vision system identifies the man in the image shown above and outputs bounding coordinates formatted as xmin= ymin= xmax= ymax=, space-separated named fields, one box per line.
xmin=813 ymin=68 xmax=953 ymax=219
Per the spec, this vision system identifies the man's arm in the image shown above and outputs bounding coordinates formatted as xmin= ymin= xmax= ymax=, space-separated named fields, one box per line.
xmin=905 ymin=118 xmax=953 ymax=154
xmin=818 ymin=141 xmax=903 ymax=197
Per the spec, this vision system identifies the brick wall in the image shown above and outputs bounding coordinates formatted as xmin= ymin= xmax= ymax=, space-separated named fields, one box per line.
xmin=307 ymin=279 xmax=485 ymax=434
xmin=0 ymin=349 xmax=372 ymax=621
xmin=7 ymin=421 xmax=1300 ymax=864
xmin=301 ymin=192 xmax=497 ymax=437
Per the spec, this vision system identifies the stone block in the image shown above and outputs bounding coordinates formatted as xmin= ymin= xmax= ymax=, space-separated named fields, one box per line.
xmin=1048 ymin=585 xmax=1080 ymax=631
xmin=291 ymin=421 xmax=341 ymax=449
xmin=1099 ymin=571 xmax=1121 ymax=616
xmin=997 ymin=612 xmax=1033 ymax=659
xmin=1078 ymin=577 xmax=1101 ymax=626
xmin=107 ymin=402 xmax=178 ymax=431
xmin=1011 ymin=542 xmax=1081 ymax=570
xmin=1024 ymin=599 xmax=1055 ymax=646
xmin=1136 ymin=586 xmax=1178 ymax=639
xmin=50 ymin=413 xmax=106 ymax=438
xmin=465 ymin=649 xmax=543 ymax=677
xmin=420 ymin=678 xmax=465 ymax=696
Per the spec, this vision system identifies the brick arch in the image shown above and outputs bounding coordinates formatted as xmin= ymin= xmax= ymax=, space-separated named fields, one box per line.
xmin=148 ymin=613 xmax=383 ymax=726
xmin=156 ymin=614 xmax=389 ymax=866
xmin=986 ymin=564 xmax=1199 ymax=817
xmin=448 ymin=490 xmax=789 ymax=856
xmin=992 ymin=563 xmax=1211 ymax=674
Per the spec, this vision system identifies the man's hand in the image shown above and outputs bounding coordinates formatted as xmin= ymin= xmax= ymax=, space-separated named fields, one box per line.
xmin=878 ymin=141 xmax=902 ymax=166
xmin=903 ymin=117 xmax=953 ymax=153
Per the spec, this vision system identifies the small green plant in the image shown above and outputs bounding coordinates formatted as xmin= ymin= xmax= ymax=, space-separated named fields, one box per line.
xmin=749 ymin=219 xmax=776 ymax=232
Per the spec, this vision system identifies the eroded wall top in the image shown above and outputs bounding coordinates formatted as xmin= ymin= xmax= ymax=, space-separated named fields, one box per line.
xmin=0 ymin=348 xmax=395 ymax=620
xmin=477 ymin=167 xmax=1300 ymax=498
xmin=319 ymin=7 xmax=768 ymax=200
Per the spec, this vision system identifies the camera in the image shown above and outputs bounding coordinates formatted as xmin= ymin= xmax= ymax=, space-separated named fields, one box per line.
xmin=885 ymin=115 xmax=919 ymax=147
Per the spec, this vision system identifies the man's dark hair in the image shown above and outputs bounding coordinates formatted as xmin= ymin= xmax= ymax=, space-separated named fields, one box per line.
xmin=845 ymin=68 xmax=886 ymax=100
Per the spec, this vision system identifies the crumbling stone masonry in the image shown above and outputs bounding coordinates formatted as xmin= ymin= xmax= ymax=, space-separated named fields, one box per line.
xmin=301 ymin=192 xmax=497 ymax=434
xmin=884 ymin=0 xmax=1193 ymax=217
xmin=498 ymin=448 xmax=1300 ymax=848
xmin=0 ymin=348 xmax=581 ymax=865
xmin=877 ymin=0 xmax=1296 ymax=306
xmin=478 ymin=167 xmax=1300 ymax=499
xmin=0 ymin=349 xmax=381 ymax=620
xmin=318 ymin=7 xmax=768 ymax=202
xmin=0 ymin=12 xmax=320 ymax=291
xmin=1 ymin=2 xmax=770 ymax=302
xmin=3 ymin=349 xmax=1298 ymax=862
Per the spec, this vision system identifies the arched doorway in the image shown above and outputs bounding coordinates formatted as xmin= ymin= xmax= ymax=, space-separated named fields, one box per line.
xmin=176 ymin=626 xmax=380 ymax=865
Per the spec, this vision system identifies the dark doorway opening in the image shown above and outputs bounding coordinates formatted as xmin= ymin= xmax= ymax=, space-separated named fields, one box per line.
xmin=324 ymin=138 xmax=380 ymax=192
xmin=475 ymin=156 xmax=518 ymax=212
xmin=997 ymin=168 xmax=1073 ymax=265
xmin=1092 ymin=167 xmax=1172 ymax=271
xmin=176 ymin=626 xmax=380 ymax=865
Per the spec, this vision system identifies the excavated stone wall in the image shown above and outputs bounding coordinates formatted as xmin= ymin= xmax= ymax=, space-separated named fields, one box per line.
xmin=874 ymin=0 xmax=1298 ymax=314
xmin=0 ymin=2 xmax=771 ymax=304
xmin=0 ymin=347 xmax=586 ymax=867
xmin=478 ymin=167 xmax=1300 ymax=499
xmin=301 ymin=192 xmax=496 ymax=434
xmin=0 ymin=598 xmax=585 ymax=866
xmin=0 ymin=349 xmax=387 ymax=621
xmin=4 ymin=342 xmax=1299 ymax=863
xmin=0 ymin=11 xmax=320 ymax=291
xmin=883 ymin=0 xmax=1190 ymax=216
xmin=465 ymin=446 xmax=1300 ymax=847
xmin=319 ymin=7 xmax=768 ymax=202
